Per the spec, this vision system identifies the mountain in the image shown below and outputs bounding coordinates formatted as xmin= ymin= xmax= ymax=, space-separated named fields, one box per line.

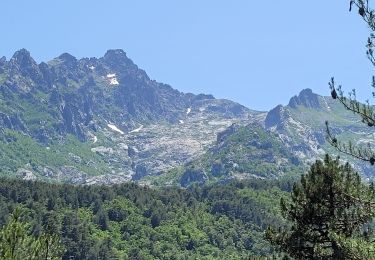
xmin=0 ymin=49 xmax=256 ymax=184
xmin=2 ymin=48 xmax=374 ymax=258
xmin=147 ymin=123 xmax=302 ymax=187
xmin=264 ymin=88 xmax=375 ymax=178
xmin=0 ymin=49 xmax=373 ymax=186
xmin=149 ymin=88 xmax=375 ymax=187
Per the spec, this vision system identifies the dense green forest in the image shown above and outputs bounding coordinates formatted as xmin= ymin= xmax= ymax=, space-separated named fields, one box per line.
xmin=0 ymin=176 xmax=295 ymax=259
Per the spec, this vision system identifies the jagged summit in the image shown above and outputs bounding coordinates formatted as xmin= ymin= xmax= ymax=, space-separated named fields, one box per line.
xmin=10 ymin=48 xmax=37 ymax=68
xmin=7 ymin=49 xmax=42 ymax=87
xmin=265 ymin=104 xmax=284 ymax=129
xmin=102 ymin=49 xmax=135 ymax=71
xmin=265 ymin=89 xmax=322 ymax=129
xmin=104 ymin=49 xmax=128 ymax=59
xmin=57 ymin=52 xmax=78 ymax=63
xmin=288 ymin=88 xmax=321 ymax=109
xmin=0 ymin=48 xmax=373 ymax=185
xmin=6 ymin=48 xmax=132 ymax=67
xmin=0 ymin=48 xmax=253 ymax=184
xmin=11 ymin=48 xmax=32 ymax=61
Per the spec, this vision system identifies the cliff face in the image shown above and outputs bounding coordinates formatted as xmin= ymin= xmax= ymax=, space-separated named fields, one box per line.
xmin=1 ymin=49 xmax=374 ymax=186
xmin=288 ymin=88 xmax=321 ymax=109
xmin=151 ymin=88 xmax=375 ymax=187
xmin=0 ymin=49 xmax=255 ymax=184
xmin=262 ymin=88 xmax=375 ymax=180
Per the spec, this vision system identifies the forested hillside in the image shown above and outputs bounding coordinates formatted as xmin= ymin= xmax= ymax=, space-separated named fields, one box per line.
xmin=0 ymin=177 xmax=294 ymax=259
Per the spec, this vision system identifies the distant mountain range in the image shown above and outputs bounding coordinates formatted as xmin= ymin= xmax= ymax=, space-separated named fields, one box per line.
xmin=0 ymin=49 xmax=373 ymax=185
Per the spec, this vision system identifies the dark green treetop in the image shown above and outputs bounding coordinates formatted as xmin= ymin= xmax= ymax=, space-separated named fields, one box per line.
xmin=266 ymin=155 xmax=375 ymax=259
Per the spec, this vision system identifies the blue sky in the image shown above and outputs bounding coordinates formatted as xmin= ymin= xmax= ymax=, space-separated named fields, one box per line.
xmin=0 ymin=1 xmax=373 ymax=111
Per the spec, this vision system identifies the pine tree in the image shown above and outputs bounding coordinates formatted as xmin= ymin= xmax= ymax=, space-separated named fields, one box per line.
xmin=0 ymin=208 xmax=64 ymax=260
xmin=266 ymin=155 xmax=375 ymax=259
xmin=327 ymin=0 xmax=375 ymax=164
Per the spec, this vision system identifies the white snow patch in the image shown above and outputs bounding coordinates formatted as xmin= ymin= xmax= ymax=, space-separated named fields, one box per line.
xmin=110 ymin=78 xmax=119 ymax=85
xmin=129 ymin=125 xmax=144 ymax=133
xmin=186 ymin=108 xmax=192 ymax=115
xmin=323 ymin=97 xmax=331 ymax=110
xmin=89 ymin=65 xmax=95 ymax=70
xmin=208 ymin=121 xmax=227 ymax=126
xmin=107 ymin=73 xmax=119 ymax=85
xmin=179 ymin=120 xmax=184 ymax=124
xmin=93 ymin=136 xmax=98 ymax=143
xmin=107 ymin=124 xmax=124 ymax=135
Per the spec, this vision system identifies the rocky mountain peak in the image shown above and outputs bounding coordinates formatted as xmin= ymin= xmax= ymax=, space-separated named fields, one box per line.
xmin=11 ymin=48 xmax=31 ymax=60
xmin=58 ymin=53 xmax=77 ymax=63
xmin=0 ymin=56 xmax=6 ymax=64
xmin=0 ymin=48 xmax=256 ymax=184
xmin=102 ymin=49 xmax=138 ymax=71
xmin=0 ymin=56 xmax=6 ymax=73
xmin=288 ymin=88 xmax=321 ymax=109
xmin=104 ymin=49 xmax=127 ymax=58
xmin=9 ymin=49 xmax=43 ymax=86
xmin=103 ymin=49 xmax=132 ymax=66
xmin=10 ymin=49 xmax=37 ymax=68
xmin=51 ymin=53 xmax=80 ymax=71
xmin=265 ymin=104 xmax=284 ymax=129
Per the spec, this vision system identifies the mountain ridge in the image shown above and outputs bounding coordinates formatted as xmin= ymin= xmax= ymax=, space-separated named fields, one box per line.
xmin=1 ymin=48 xmax=374 ymax=186
xmin=0 ymin=48 xmax=256 ymax=184
xmin=147 ymin=87 xmax=375 ymax=186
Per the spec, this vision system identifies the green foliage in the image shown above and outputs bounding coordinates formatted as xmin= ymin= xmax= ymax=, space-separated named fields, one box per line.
xmin=201 ymin=125 xmax=302 ymax=179
xmin=0 ymin=208 xmax=64 ymax=259
xmin=150 ymin=125 xmax=303 ymax=187
xmin=146 ymin=166 xmax=184 ymax=186
xmin=0 ymin=130 xmax=112 ymax=179
xmin=267 ymin=155 xmax=375 ymax=259
xmin=322 ymin=2 xmax=375 ymax=258
xmin=327 ymin=1 xmax=375 ymax=165
xmin=329 ymin=232 xmax=375 ymax=260
xmin=0 ymin=177 xmax=293 ymax=259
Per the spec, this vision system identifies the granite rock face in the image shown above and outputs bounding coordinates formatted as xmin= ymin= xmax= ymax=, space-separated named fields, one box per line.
xmin=0 ymin=49 xmax=256 ymax=184
xmin=153 ymin=88 xmax=375 ymax=187
xmin=0 ymin=49 xmax=253 ymax=140
xmin=1 ymin=49 xmax=373 ymax=186
xmin=262 ymin=88 xmax=375 ymax=180
xmin=265 ymin=105 xmax=285 ymax=129
xmin=288 ymin=88 xmax=321 ymax=109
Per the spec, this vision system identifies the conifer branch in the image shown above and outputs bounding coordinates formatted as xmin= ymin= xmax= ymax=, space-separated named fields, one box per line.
xmin=325 ymin=121 xmax=375 ymax=164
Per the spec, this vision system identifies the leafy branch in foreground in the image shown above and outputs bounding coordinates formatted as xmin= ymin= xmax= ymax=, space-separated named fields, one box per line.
xmin=330 ymin=233 xmax=375 ymax=260
xmin=0 ymin=208 xmax=64 ymax=260
xmin=327 ymin=1 xmax=375 ymax=165
xmin=325 ymin=119 xmax=375 ymax=164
